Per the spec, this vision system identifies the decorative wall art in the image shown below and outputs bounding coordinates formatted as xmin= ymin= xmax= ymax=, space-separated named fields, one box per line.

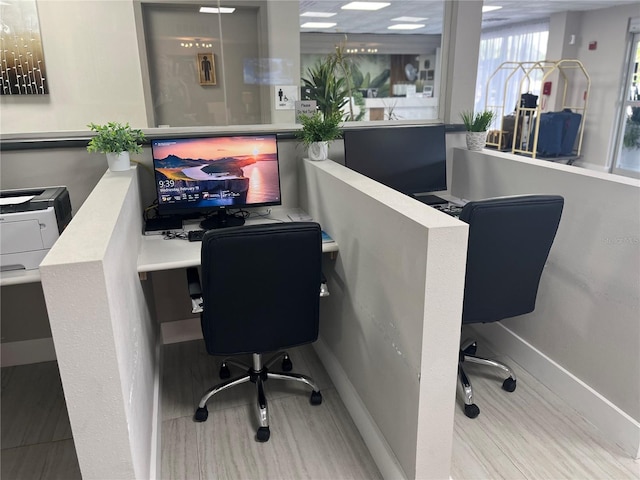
xmin=197 ymin=53 xmax=216 ymax=85
xmin=0 ymin=0 xmax=49 ymax=95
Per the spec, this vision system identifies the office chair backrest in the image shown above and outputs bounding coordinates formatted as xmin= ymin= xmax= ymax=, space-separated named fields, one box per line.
xmin=200 ymin=222 xmax=322 ymax=355
xmin=459 ymin=195 xmax=564 ymax=324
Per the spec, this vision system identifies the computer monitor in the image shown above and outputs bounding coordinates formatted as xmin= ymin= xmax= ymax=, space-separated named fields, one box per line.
xmin=151 ymin=134 xmax=281 ymax=229
xmin=343 ymin=124 xmax=447 ymax=200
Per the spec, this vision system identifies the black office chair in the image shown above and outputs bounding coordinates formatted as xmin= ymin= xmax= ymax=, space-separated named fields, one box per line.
xmin=457 ymin=195 xmax=564 ymax=418
xmin=186 ymin=222 xmax=326 ymax=442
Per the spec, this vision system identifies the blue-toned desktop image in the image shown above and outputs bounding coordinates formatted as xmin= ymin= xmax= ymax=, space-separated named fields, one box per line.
xmin=151 ymin=134 xmax=281 ymax=229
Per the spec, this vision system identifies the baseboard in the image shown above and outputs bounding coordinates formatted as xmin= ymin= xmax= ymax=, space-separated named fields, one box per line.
xmin=468 ymin=323 xmax=640 ymax=459
xmin=313 ymin=337 xmax=407 ymax=480
xmin=160 ymin=318 xmax=202 ymax=344
xmin=1 ymin=337 xmax=57 ymax=366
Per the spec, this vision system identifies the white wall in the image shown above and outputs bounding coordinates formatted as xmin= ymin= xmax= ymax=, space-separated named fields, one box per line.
xmin=0 ymin=0 xmax=147 ymax=133
xmin=451 ymin=148 xmax=640 ymax=457
xmin=39 ymin=168 xmax=159 ymax=479
xmin=300 ymin=159 xmax=468 ymax=479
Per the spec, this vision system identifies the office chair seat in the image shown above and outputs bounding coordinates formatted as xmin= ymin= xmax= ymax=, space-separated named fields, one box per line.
xmin=187 ymin=222 xmax=326 ymax=442
xmin=456 ymin=195 xmax=564 ymax=418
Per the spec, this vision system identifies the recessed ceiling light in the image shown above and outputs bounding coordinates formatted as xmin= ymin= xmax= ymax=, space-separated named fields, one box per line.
xmin=341 ymin=2 xmax=390 ymax=11
xmin=482 ymin=6 xmax=502 ymax=13
xmin=300 ymin=12 xmax=337 ymax=18
xmin=387 ymin=24 xmax=425 ymax=30
xmin=391 ymin=16 xmax=427 ymax=22
xmin=301 ymin=22 xmax=337 ymax=29
xmin=199 ymin=6 xmax=235 ymax=13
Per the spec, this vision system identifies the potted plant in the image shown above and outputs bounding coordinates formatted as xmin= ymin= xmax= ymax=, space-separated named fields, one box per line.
xmin=87 ymin=121 xmax=146 ymax=172
xmin=301 ymin=58 xmax=349 ymax=121
xmin=295 ymin=110 xmax=343 ymax=161
xmin=460 ymin=110 xmax=495 ymax=151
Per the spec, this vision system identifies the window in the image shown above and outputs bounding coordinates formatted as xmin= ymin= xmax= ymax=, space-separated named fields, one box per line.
xmin=140 ymin=1 xmax=446 ymax=128
xmin=612 ymin=24 xmax=640 ymax=178
xmin=474 ymin=21 xmax=549 ymax=122
xmin=142 ymin=3 xmax=269 ymax=127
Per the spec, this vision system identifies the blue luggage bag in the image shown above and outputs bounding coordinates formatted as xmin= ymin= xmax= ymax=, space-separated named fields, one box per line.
xmin=533 ymin=109 xmax=582 ymax=157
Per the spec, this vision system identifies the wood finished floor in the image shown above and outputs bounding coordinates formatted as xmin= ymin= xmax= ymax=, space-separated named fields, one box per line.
xmin=1 ymin=340 xmax=638 ymax=479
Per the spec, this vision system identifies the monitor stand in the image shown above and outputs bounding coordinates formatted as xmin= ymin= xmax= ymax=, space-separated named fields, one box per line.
xmin=200 ymin=210 xmax=245 ymax=230
xmin=413 ymin=194 xmax=448 ymax=205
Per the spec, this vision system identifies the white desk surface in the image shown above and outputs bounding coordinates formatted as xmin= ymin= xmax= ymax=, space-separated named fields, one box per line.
xmin=137 ymin=207 xmax=338 ymax=273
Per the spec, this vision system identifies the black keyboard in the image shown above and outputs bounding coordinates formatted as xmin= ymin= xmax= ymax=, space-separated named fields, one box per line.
xmin=433 ymin=204 xmax=464 ymax=218
xmin=414 ymin=194 xmax=448 ymax=205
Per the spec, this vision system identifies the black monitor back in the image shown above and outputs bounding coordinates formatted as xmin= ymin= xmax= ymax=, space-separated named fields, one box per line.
xmin=343 ymin=125 xmax=447 ymax=196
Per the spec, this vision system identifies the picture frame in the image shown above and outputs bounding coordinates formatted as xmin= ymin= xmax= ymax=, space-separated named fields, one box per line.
xmin=427 ymin=69 xmax=434 ymax=81
xmin=197 ymin=53 xmax=216 ymax=85
xmin=1 ymin=0 xmax=49 ymax=95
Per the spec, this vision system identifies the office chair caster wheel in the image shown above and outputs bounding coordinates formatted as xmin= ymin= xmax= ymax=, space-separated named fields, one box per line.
xmin=502 ymin=377 xmax=517 ymax=392
xmin=310 ymin=390 xmax=322 ymax=405
xmin=281 ymin=355 xmax=293 ymax=372
xmin=194 ymin=406 xmax=208 ymax=422
xmin=219 ymin=363 xmax=231 ymax=379
xmin=464 ymin=403 xmax=480 ymax=418
xmin=256 ymin=426 xmax=270 ymax=442
xmin=463 ymin=342 xmax=477 ymax=356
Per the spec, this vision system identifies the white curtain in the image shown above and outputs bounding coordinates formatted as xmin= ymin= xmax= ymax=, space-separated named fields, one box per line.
xmin=474 ymin=21 xmax=549 ymax=126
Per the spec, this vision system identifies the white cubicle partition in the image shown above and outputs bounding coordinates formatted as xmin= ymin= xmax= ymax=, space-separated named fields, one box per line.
xmin=299 ymin=159 xmax=469 ymax=479
xmin=39 ymin=167 xmax=160 ymax=479
xmin=451 ymin=148 xmax=640 ymax=459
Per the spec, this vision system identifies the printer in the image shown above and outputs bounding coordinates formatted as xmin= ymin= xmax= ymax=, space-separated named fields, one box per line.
xmin=0 ymin=186 xmax=72 ymax=271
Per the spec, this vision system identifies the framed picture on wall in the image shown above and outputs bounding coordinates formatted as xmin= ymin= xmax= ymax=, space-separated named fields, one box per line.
xmin=427 ymin=70 xmax=434 ymax=81
xmin=197 ymin=53 xmax=216 ymax=85
xmin=1 ymin=0 xmax=49 ymax=94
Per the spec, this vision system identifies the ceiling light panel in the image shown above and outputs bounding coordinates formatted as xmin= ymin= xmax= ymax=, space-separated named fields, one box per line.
xmin=387 ymin=24 xmax=425 ymax=30
xmin=199 ymin=6 xmax=235 ymax=13
xmin=482 ymin=6 xmax=503 ymax=13
xmin=301 ymin=11 xmax=337 ymax=17
xmin=301 ymin=22 xmax=337 ymax=28
xmin=341 ymin=2 xmax=390 ymax=11
xmin=391 ymin=16 xmax=428 ymax=22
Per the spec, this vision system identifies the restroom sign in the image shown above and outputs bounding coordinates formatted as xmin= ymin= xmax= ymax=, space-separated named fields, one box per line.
xmin=275 ymin=85 xmax=297 ymax=110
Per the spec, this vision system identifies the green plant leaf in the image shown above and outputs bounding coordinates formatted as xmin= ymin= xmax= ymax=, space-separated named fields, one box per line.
xmin=295 ymin=111 xmax=343 ymax=147
xmin=460 ymin=110 xmax=496 ymax=132
xmin=86 ymin=122 xmax=145 ymax=154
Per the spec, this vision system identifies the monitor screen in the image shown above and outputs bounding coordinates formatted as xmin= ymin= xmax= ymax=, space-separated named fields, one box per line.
xmin=151 ymin=134 xmax=281 ymax=229
xmin=343 ymin=125 xmax=447 ymax=196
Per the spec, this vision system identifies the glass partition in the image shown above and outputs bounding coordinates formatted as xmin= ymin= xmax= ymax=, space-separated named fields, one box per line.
xmin=141 ymin=1 xmax=445 ymax=128
xmin=142 ymin=3 xmax=267 ymax=127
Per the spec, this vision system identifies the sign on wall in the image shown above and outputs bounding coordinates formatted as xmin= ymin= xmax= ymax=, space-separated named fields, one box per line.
xmin=275 ymin=85 xmax=297 ymax=110
xmin=0 ymin=0 xmax=49 ymax=95
xmin=197 ymin=53 xmax=216 ymax=86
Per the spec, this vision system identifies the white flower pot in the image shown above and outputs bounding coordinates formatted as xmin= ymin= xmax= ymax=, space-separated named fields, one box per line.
xmin=308 ymin=141 xmax=329 ymax=161
xmin=106 ymin=151 xmax=131 ymax=172
xmin=466 ymin=131 xmax=488 ymax=151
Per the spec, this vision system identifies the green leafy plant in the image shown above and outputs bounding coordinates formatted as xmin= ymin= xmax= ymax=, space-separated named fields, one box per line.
xmin=86 ymin=122 xmax=146 ymax=154
xmin=295 ymin=111 xmax=343 ymax=147
xmin=460 ymin=110 xmax=496 ymax=132
xmin=301 ymin=59 xmax=349 ymax=120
